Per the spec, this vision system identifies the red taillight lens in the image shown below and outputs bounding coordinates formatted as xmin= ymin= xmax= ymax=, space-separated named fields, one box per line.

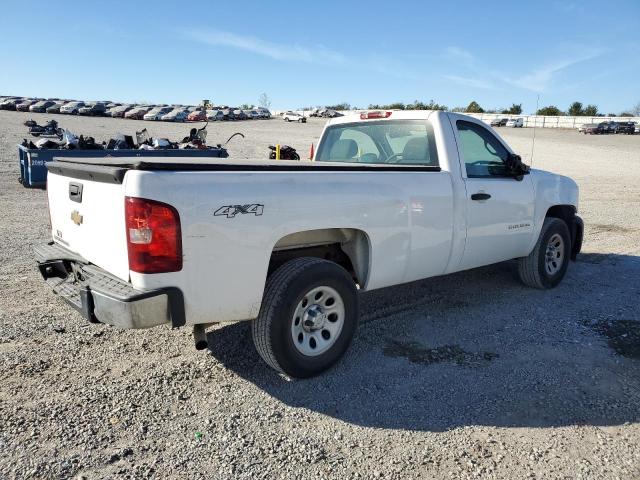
xmin=360 ymin=111 xmax=392 ymax=120
xmin=125 ymin=197 xmax=182 ymax=274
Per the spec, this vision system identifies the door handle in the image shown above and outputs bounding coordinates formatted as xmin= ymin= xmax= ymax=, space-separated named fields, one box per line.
xmin=471 ymin=193 xmax=491 ymax=201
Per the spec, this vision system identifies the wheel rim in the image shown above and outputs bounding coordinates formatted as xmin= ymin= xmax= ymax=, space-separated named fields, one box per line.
xmin=545 ymin=233 xmax=565 ymax=276
xmin=291 ymin=286 xmax=345 ymax=357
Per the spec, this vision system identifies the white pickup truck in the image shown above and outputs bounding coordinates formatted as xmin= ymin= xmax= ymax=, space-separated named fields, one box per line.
xmin=36 ymin=111 xmax=583 ymax=377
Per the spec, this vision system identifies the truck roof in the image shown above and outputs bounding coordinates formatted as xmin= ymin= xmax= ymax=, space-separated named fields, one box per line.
xmin=326 ymin=109 xmax=438 ymax=125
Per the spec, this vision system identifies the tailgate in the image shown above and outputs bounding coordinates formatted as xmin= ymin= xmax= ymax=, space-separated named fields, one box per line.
xmin=47 ymin=171 xmax=130 ymax=281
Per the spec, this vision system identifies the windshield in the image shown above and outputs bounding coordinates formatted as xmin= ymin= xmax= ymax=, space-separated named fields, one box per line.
xmin=315 ymin=120 xmax=439 ymax=166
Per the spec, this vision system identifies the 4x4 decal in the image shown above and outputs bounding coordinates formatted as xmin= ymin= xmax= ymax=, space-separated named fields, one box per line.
xmin=214 ymin=204 xmax=264 ymax=218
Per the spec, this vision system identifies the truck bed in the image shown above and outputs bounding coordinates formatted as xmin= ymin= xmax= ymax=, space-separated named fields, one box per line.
xmin=46 ymin=157 xmax=442 ymax=184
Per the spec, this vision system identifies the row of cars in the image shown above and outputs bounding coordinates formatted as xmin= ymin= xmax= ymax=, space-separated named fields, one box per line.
xmin=578 ymin=121 xmax=639 ymax=135
xmin=490 ymin=117 xmax=525 ymax=128
xmin=0 ymin=96 xmax=273 ymax=122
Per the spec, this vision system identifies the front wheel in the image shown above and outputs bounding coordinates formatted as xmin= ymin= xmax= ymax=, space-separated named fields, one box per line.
xmin=517 ymin=217 xmax=571 ymax=289
xmin=252 ymin=257 xmax=358 ymax=378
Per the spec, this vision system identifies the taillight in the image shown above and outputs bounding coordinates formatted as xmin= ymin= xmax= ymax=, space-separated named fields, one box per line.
xmin=125 ymin=197 xmax=182 ymax=274
xmin=360 ymin=111 xmax=392 ymax=120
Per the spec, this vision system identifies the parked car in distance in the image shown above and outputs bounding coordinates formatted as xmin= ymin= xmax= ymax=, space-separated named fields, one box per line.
xmin=124 ymin=106 xmax=151 ymax=120
xmin=506 ymin=118 xmax=524 ymax=128
xmin=187 ymin=110 xmax=207 ymax=122
xmin=29 ymin=100 xmax=56 ymax=113
xmin=600 ymin=121 xmax=618 ymax=134
xmin=0 ymin=97 xmax=22 ymax=110
xmin=78 ymin=103 xmax=107 ymax=116
xmin=233 ymin=109 xmax=248 ymax=120
xmin=616 ymin=121 xmax=636 ymax=134
xmin=60 ymin=101 xmax=86 ymax=114
xmin=16 ymin=99 xmax=38 ymax=112
xmin=322 ymin=109 xmax=343 ymax=118
xmin=161 ymin=108 xmax=189 ymax=122
xmin=45 ymin=102 xmax=65 ymax=114
xmin=143 ymin=106 xmax=173 ymax=121
xmin=586 ymin=121 xmax=614 ymax=134
xmin=583 ymin=124 xmax=601 ymax=134
xmin=490 ymin=118 xmax=509 ymax=127
xmin=108 ymin=105 xmax=133 ymax=118
xmin=206 ymin=109 xmax=225 ymax=121
xmin=256 ymin=107 xmax=271 ymax=119
xmin=283 ymin=111 xmax=306 ymax=123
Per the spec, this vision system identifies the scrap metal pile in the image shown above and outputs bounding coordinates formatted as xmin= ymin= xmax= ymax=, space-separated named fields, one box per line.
xmin=20 ymin=120 xmax=225 ymax=153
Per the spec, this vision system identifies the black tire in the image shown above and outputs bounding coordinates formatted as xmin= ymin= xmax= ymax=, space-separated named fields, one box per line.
xmin=517 ymin=217 xmax=571 ymax=289
xmin=252 ymin=257 xmax=358 ymax=378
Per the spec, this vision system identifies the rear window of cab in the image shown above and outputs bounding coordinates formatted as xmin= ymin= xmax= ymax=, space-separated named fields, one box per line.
xmin=315 ymin=120 xmax=439 ymax=167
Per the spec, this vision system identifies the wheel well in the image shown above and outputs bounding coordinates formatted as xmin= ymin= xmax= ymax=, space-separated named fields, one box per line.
xmin=269 ymin=228 xmax=370 ymax=287
xmin=545 ymin=205 xmax=575 ymax=226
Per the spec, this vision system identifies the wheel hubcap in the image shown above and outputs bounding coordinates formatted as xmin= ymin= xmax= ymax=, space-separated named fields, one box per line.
xmin=291 ymin=286 xmax=344 ymax=356
xmin=545 ymin=233 xmax=565 ymax=276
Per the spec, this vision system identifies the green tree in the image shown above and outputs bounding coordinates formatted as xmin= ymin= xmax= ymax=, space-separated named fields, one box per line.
xmin=536 ymin=105 xmax=563 ymax=116
xmin=582 ymin=104 xmax=598 ymax=116
xmin=498 ymin=105 xmax=521 ymax=114
xmin=465 ymin=101 xmax=484 ymax=113
xmin=508 ymin=103 xmax=522 ymax=115
xmin=258 ymin=93 xmax=271 ymax=109
xmin=326 ymin=102 xmax=351 ymax=111
xmin=567 ymin=101 xmax=584 ymax=116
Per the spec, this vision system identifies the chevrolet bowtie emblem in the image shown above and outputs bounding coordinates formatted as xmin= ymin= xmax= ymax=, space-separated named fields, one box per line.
xmin=71 ymin=210 xmax=83 ymax=226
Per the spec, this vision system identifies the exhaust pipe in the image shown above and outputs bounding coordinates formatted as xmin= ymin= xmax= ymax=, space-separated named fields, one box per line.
xmin=193 ymin=324 xmax=209 ymax=350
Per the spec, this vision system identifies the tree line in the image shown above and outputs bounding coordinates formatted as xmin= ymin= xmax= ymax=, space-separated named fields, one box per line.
xmin=306 ymin=100 xmax=640 ymax=117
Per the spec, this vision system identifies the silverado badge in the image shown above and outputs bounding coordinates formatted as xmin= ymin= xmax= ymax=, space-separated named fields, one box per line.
xmin=71 ymin=210 xmax=83 ymax=226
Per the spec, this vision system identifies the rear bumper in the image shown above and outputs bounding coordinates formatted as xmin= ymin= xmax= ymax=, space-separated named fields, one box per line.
xmin=34 ymin=242 xmax=185 ymax=329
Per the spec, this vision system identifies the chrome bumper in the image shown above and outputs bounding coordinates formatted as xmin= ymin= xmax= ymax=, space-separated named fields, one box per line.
xmin=34 ymin=242 xmax=185 ymax=329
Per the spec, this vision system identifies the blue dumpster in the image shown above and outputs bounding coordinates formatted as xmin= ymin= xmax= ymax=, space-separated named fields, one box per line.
xmin=18 ymin=144 xmax=229 ymax=188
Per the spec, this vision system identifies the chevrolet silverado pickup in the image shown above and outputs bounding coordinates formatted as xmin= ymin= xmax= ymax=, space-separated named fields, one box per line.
xmin=35 ymin=110 xmax=583 ymax=378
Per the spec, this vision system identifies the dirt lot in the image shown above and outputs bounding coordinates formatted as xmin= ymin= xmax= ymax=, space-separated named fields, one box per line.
xmin=1 ymin=111 xmax=639 ymax=479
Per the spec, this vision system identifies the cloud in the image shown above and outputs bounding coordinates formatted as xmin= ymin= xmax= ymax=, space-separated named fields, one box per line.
xmin=185 ymin=30 xmax=346 ymax=65
xmin=185 ymin=29 xmax=419 ymax=79
xmin=445 ymin=47 xmax=474 ymax=61
xmin=442 ymin=45 xmax=607 ymax=93
xmin=443 ymin=74 xmax=494 ymax=89
xmin=504 ymin=49 xmax=606 ymax=92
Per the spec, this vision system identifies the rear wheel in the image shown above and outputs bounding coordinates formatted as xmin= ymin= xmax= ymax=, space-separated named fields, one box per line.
xmin=517 ymin=217 xmax=571 ymax=289
xmin=252 ymin=257 xmax=358 ymax=378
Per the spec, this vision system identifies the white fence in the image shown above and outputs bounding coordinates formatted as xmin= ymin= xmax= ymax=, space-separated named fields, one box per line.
xmin=466 ymin=113 xmax=640 ymax=129
xmin=275 ymin=109 xmax=639 ymax=129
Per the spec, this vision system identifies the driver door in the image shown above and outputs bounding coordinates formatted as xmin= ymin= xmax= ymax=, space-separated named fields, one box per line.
xmin=454 ymin=119 xmax=535 ymax=271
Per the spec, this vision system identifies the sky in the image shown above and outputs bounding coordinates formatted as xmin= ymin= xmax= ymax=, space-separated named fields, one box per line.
xmin=1 ymin=0 xmax=639 ymax=114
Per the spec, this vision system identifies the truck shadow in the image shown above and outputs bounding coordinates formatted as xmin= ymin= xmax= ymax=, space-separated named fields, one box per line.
xmin=205 ymin=252 xmax=640 ymax=432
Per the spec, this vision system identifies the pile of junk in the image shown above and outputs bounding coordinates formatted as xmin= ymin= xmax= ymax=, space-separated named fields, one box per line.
xmin=20 ymin=120 xmax=235 ymax=153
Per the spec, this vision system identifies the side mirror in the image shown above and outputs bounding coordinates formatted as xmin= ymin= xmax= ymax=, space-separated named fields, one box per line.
xmin=506 ymin=153 xmax=530 ymax=181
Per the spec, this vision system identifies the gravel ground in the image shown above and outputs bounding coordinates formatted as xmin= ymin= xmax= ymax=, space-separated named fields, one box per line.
xmin=1 ymin=111 xmax=639 ymax=479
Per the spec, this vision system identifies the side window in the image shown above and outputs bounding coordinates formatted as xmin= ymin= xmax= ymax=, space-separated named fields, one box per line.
xmin=456 ymin=120 xmax=509 ymax=177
